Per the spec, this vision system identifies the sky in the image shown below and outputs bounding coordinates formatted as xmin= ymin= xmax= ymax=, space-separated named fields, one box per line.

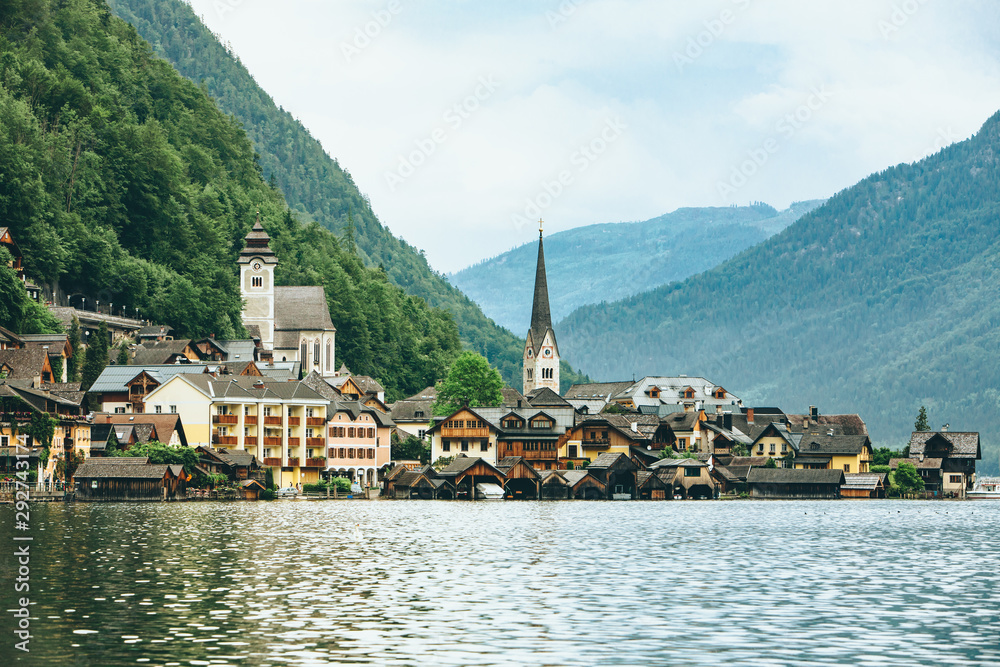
xmin=185 ymin=0 xmax=1000 ymax=274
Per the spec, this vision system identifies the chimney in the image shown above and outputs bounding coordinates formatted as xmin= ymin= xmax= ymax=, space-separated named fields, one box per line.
xmin=253 ymin=380 xmax=265 ymax=390
xmin=631 ymin=422 xmax=639 ymax=433
xmin=723 ymin=413 xmax=732 ymax=430
xmin=747 ymin=408 xmax=755 ymax=424
xmin=105 ymin=414 xmax=111 ymax=423
xmin=942 ymin=424 xmax=949 ymax=432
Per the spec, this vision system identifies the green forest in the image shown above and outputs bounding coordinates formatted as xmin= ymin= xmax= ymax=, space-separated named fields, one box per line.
xmin=0 ymin=0 xmax=465 ymax=400
xmin=104 ymin=0 xmax=534 ymax=386
xmin=559 ymin=112 xmax=1000 ymax=474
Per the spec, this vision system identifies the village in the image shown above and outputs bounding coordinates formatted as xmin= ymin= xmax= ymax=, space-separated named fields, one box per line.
xmin=0 ymin=221 xmax=988 ymax=503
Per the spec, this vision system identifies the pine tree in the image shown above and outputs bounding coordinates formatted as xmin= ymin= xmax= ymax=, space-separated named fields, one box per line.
xmin=915 ymin=406 xmax=930 ymax=432
xmin=80 ymin=321 xmax=110 ymax=404
xmin=67 ymin=318 xmax=82 ymax=382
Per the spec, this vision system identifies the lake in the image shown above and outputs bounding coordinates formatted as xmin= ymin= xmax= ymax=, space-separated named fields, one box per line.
xmin=2 ymin=500 xmax=999 ymax=666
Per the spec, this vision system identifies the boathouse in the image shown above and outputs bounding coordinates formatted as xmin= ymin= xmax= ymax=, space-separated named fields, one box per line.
xmin=496 ymin=456 xmax=541 ymax=499
xmin=746 ymin=468 xmax=844 ymax=499
xmin=586 ymin=452 xmax=638 ymax=499
xmin=75 ymin=458 xmax=189 ymax=501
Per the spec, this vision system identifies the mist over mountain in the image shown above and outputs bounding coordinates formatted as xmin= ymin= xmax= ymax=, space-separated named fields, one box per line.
xmin=450 ymin=201 xmax=824 ymax=334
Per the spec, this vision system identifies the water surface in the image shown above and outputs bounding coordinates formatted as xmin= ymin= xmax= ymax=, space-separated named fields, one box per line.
xmin=2 ymin=500 xmax=999 ymax=666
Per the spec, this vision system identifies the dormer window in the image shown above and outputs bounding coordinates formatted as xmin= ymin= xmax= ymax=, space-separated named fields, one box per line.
xmin=714 ymin=388 xmax=726 ymax=399
xmin=646 ymin=387 xmax=660 ymax=398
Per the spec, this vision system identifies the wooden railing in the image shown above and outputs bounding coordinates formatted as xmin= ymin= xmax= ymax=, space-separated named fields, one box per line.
xmin=264 ymin=416 xmax=282 ymax=426
xmin=244 ymin=437 xmax=258 ymax=447
xmin=287 ymin=438 xmax=300 ymax=448
xmin=306 ymin=417 xmax=325 ymax=427
xmin=286 ymin=417 xmax=300 ymax=426
xmin=306 ymin=437 xmax=324 ymax=447
xmin=213 ymin=414 xmax=238 ymax=424
xmin=305 ymin=458 xmax=326 ymax=468
xmin=287 ymin=457 xmax=300 ymax=467
xmin=263 ymin=437 xmax=282 ymax=447
xmin=212 ymin=435 xmax=238 ymax=446
xmin=263 ymin=457 xmax=282 ymax=467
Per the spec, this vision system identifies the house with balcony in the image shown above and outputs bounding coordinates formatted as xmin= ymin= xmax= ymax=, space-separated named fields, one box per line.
xmin=904 ymin=430 xmax=981 ymax=498
xmin=792 ymin=434 xmax=873 ymax=474
xmin=557 ymin=414 xmax=673 ymax=469
xmin=427 ymin=407 xmax=502 ymax=466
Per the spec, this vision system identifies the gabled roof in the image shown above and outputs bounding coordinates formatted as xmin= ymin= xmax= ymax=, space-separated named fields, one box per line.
xmin=796 ymin=435 xmax=871 ymax=456
xmin=587 ymin=452 xmax=635 ymax=470
xmin=94 ymin=414 xmax=188 ymax=447
xmin=908 ymin=431 xmax=981 ymax=459
xmin=750 ymin=422 xmax=801 ymax=451
xmin=130 ymin=340 xmax=199 ymax=365
xmin=0 ymin=348 xmax=49 ymax=380
xmin=842 ymin=473 xmax=886 ymax=491
xmin=425 ymin=406 xmax=500 ymax=435
xmin=274 ymin=286 xmax=335 ymax=332
xmin=786 ymin=413 xmax=868 ymax=436
xmin=526 ymin=387 xmax=572 ymax=408
xmin=88 ymin=364 xmax=212 ymax=394
xmin=75 ymin=462 xmax=172 ymax=479
xmin=495 ymin=456 xmax=541 ymax=479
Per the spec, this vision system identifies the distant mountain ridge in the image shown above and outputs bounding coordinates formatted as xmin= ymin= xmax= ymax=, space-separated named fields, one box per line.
xmin=557 ymin=112 xmax=1000 ymax=474
xmin=449 ymin=201 xmax=824 ymax=333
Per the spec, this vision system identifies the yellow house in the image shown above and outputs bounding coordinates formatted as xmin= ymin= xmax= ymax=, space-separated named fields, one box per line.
xmin=426 ymin=407 xmax=501 ymax=466
xmin=793 ymin=435 xmax=873 ymax=474
xmin=750 ymin=422 xmax=799 ymax=462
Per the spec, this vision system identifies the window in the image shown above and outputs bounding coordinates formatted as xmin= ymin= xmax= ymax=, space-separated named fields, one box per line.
xmin=114 ymin=407 xmax=126 ymax=414
xmin=415 ymin=410 xmax=425 ymax=419
xmin=326 ymin=341 xmax=331 ymax=372
xmin=218 ymin=405 xmax=228 ymax=415
xmin=348 ymin=427 xmax=356 ymax=438
xmin=461 ymin=440 xmax=469 ymax=452
xmin=244 ymin=427 xmax=249 ymax=437
xmin=155 ymin=405 xmax=162 ymax=414
xmin=368 ymin=449 xmax=375 ymax=459
xmin=339 ymin=448 xmax=346 ymax=458
xmin=287 ymin=407 xmax=294 ymax=417
xmin=442 ymin=441 xmax=450 ymax=452
xmin=769 ymin=444 xmax=776 ymax=454
xmin=781 ymin=443 xmax=787 ymax=453
xmin=568 ymin=445 xmax=577 ymax=458
xmin=306 ymin=407 xmax=314 ymax=418
xmin=678 ymin=438 xmax=687 ymax=450
xmin=527 ymin=369 xmax=533 ymax=380
xmin=251 ymin=275 xmax=263 ymax=288
xmin=949 ymin=475 xmax=962 ymax=484
xmin=313 ymin=340 xmax=320 ymax=365
xmin=307 ymin=448 xmax=315 ymax=459
xmin=417 ymin=430 xmax=426 ymax=440
xmin=306 ymin=428 xmax=314 ymax=439
xmin=843 ymin=464 xmax=850 ymax=473
xmin=757 ymin=444 xmax=764 ymax=454
xmin=542 ymin=367 xmax=553 ymax=379
xmin=367 ymin=428 xmax=375 ymax=438
xmin=684 ymin=467 xmax=700 ymax=477
xmin=532 ymin=419 xmax=550 ymax=429
xmin=264 ymin=406 xmax=272 ymax=416
xmin=300 ymin=341 xmax=308 ymax=363
xmin=480 ymin=440 xmax=489 ymax=452
xmin=287 ymin=428 xmax=292 ymax=438
xmin=348 ymin=448 xmax=355 ymax=459
xmin=245 ymin=406 xmax=251 ymax=415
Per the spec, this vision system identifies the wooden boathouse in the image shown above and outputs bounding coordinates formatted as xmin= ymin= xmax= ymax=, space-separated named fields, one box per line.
xmin=74 ymin=458 xmax=189 ymax=501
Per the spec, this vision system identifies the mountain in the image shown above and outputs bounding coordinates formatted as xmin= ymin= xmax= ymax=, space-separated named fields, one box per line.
xmin=105 ymin=0 xmax=529 ymax=385
xmin=558 ymin=112 xmax=1000 ymax=474
xmin=450 ymin=201 xmax=824 ymax=333
xmin=0 ymin=0 xmax=461 ymax=400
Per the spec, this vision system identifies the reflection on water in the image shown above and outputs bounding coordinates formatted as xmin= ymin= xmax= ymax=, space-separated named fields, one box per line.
xmin=2 ymin=500 xmax=999 ymax=666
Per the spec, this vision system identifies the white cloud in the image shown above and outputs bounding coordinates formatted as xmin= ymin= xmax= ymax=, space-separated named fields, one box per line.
xmin=185 ymin=0 xmax=1000 ymax=272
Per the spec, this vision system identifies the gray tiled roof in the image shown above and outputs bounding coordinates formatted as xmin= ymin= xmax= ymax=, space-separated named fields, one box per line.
xmin=908 ymin=432 xmax=981 ymax=459
xmin=796 ymin=435 xmax=870 ymax=456
xmin=274 ymin=286 xmax=335 ymax=332
xmin=88 ymin=364 xmax=211 ymax=394
xmin=747 ymin=468 xmax=845 ymax=485
xmin=75 ymin=462 xmax=172 ymax=479
xmin=0 ymin=348 xmax=49 ymax=379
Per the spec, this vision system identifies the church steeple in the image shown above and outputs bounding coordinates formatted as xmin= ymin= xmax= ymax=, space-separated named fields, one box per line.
xmin=523 ymin=219 xmax=560 ymax=396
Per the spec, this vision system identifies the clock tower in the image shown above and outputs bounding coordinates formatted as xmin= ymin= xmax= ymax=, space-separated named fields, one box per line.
xmin=238 ymin=216 xmax=278 ymax=348
xmin=523 ymin=219 xmax=560 ymax=395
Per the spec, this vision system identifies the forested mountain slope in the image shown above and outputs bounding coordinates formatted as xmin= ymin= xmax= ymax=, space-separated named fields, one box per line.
xmin=451 ymin=201 xmax=823 ymax=333
xmin=0 ymin=0 xmax=461 ymax=400
xmin=106 ymin=0 xmax=527 ymax=383
xmin=559 ymin=112 xmax=1000 ymax=473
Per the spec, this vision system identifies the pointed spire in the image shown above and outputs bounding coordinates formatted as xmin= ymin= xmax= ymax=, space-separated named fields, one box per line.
xmin=529 ymin=219 xmax=552 ymax=345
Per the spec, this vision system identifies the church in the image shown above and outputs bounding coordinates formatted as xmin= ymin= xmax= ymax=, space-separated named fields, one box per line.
xmin=523 ymin=220 xmax=560 ymax=395
xmin=238 ymin=219 xmax=338 ymax=377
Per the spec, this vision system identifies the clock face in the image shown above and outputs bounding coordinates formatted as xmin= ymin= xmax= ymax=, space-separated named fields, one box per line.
xmin=252 ymin=261 xmax=262 ymax=271
xmin=543 ymin=348 xmax=552 ymax=357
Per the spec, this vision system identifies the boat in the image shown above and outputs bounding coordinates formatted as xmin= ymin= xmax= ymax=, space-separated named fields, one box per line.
xmin=967 ymin=477 xmax=1000 ymax=500
xmin=474 ymin=482 xmax=505 ymax=500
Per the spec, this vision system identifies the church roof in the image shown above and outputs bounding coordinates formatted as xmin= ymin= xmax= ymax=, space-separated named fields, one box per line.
xmin=274 ymin=286 xmax=336 ymax=332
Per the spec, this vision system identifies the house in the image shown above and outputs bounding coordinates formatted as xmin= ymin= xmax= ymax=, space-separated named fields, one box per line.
xmin=538 ymin=469 xmax=572 ymax=499
xmin=793 ymin=434 xmax=873 ymax=474
xmin=890 ymin=457 xmax=944 ymax=494
xmin=606 ymin=376 xmax=744 ymax=414
xmin=427 ymin=407 xmax=502 ymax=465
xmin=74 ymin=458 xmax=189 ymax=501
xmin=0 ymin=348 xmax=55 ymax=384
xmin=585 ymin=452 xmax=638 ymax=500
xmin=746 ymin=468 xmax=845 ymax=499
xmin=389 ymin=386 xmax=436 ymax=441
xmin=841 ymin=473 xmax=887 ymax=498
xmin=196 ymin=446 xmax=262 ymax=481
xmin=906 ymin=431 xmax=981 ymax=498
xmin=495 ymin=456 xmax=541 ymax=499
xmin=239 ymin=478 xmax=267 ymax=500
xmin=563 ymin=381 xmax=635 ymax=415
xmin=391 ymin=466 xmax=454 ymax=499
xmin=786 ymin=407 xmax=869 ymax=437
xmin=86 ymin=424 xmax=120 ymax=457
xmin=129 ymin=340 xmax=205 ymax=365
xmin=136 ymin=325 xmax=174 ymax=343
xmin=94 ymin=413 xmax=188 ymax=448
xmin=648 ymin=458 xmax=717 ymax=499
xmin=636 ymin=469 xmax=673 ymax=500
xmin=88 ymin=364 xmax=221 ymax=414
xmin=560 ymin=469 xmax=606 ymax=500
xmin=436 ymin=456 xmax=506 ymax=500
xmin=749 ymin=422 xmax=800 ymax=462
xmin=558 ymin=414 xmax=673 ymax=468
xmin=20 ymin=334 xmax=73 ymax=382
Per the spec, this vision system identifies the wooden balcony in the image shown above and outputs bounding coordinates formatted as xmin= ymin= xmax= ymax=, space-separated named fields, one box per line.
xmin=306 ymin=417 xmax=325 ymax=427
xmin=213 ymin=414 xmax=239 ymax=425
xmin=244 ymin=437 xmax=257 ymax=447
xmin=212 ymin=435 xmax=238 ymax=446
xmin=306 ymin=437 xmax=324 ymax=447
xmin=287 ymin=438 xmax=301 ymax=448
xmin=305 ymin=458 xmax=326 ymax=468
xmin=263 ymin=416 xmax=282 ymax=426
xmin=286 ymin=416 xmax=300 ymax=426
xmin=287 ymin=457 xmax=300 ymax=467
xmin=263 ymin=457 xmax=282 ymax=467
xmin=263 ymin=437 xmax=282 ymax=447
xmin=244 ymin=414 xmax=258 ymax=424
xmin=582 ymin=438 xmax=611 ymax=446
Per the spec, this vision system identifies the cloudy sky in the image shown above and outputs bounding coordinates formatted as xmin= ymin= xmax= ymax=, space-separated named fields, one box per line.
xmin=186 ymin=0 xmax=1000 ymax=273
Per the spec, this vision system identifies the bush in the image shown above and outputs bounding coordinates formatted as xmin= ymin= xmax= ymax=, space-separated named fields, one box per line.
xmin=259 ymin=489 xmax=275 ymax=500
xmin=870 ymin=465 xmax=891 ymax=474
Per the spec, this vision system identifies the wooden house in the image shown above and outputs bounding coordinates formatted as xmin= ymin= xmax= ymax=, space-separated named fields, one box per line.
xmin=196 ymin=446 xmax=261 ymax=481
xmin=495 ymin=456 xmax=541 ymax=499
xmin=538 ymin=470 xmax=571 ymax=499
xmin=636 ymin=469 xmax=672 ymax=500
xmin=648 ymin=458 xmax=717 ymax=499
xmin=75 ymin=458 xmax=189 ymax=501
xmin=906 ymin=431 xmax=981 ymax=498
xmin=560 ymin=469 xmax=606 ymax=499
xmin=437 ymin=456 xmax=505 ymax=500
xmin=585 ymin=452 xmax=638 ymax=500
xmin=239 ymin=478 xmax=267 ymax=500
xmin=130 ymin=340 xmax=204 ymax=365
xmin=558 ymin=414 xmax=673 ymax=468
xmin=391 ymin=466 xmax=455 ymax=500
xmin=427 ymin=407 xmax=502 ymax=465
xmin=841 ymin=473 xmax=887 ymax=498
xmin=746 ymin=468 xmax=844 ymax=499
